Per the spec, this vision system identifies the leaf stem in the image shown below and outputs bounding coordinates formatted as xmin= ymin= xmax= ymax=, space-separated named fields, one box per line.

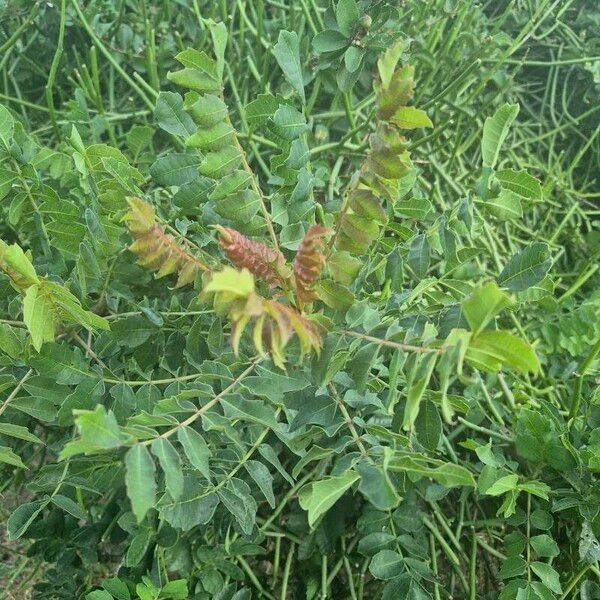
xmin=342 ymin=330 xmax=442 ymax=354
xmin=141 ymin=359 xmax=259 ymax=443
xmin=328 ymin=383 xmax=368 ymax=458
xmin=0 ymin=369 xmax=33 ymax=419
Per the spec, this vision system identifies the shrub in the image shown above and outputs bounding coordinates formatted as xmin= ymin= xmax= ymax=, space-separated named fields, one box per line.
xmin=0 ymin=2 xmax=599 ymax=599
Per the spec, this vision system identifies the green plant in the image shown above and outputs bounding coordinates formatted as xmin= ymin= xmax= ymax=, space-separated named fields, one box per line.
xmin=0 ymin=1 xmax=599 ymax=599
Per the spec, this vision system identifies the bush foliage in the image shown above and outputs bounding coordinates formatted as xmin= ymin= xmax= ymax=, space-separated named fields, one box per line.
xmin=0 ymin=1 xmax=599 ymax=599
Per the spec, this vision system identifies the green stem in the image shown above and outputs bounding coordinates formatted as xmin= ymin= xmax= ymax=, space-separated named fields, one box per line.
xmin=69 ymin=0 xmax=154 ymax=110
xmin=0 ymin=1 xmax=41 ymax=55
xmin=45 ymin=0 xmax=67 ymax=136
xmin=569 ymin=336 xmax=600 ymax=420
xmin=140 ymin=360 xmax=259 ymax=442
xmin=280 ymin=543 xmax=295 ymax=600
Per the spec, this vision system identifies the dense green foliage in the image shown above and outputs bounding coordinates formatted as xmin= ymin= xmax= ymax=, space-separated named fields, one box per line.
xmin=0 ymin=1 xmax=599 ymax=599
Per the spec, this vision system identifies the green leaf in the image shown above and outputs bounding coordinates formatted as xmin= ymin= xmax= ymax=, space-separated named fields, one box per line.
xmin=102 ymin=578 xmax=131 ymax=600
xmin=0 ymin=445 xmax=27 ymax=468
xmin=245 ymin=94 xmax=280 ymax=128
xmin=125 ymin=529 xmax=152 ymax=567
xmin=7 ymin=500 xmax=48 ymax=540
xmin=86 ymin=591 xmax=113 ymax=600
xmin=403 ymin=353 xmax=437 ymax=429
xmin=484 ymin=473 xmax=519 ymax=496
xmin=154 ymin=92 xmax=196 ymax=137
xmin=337 ymin=63 xmax=362 ymax=92
xmin=369 ymin=550 xmax=403 ymax=580
xmin=186 ymin=121 xmax=234 ymax=151
xmin=10 ymin=397 xmax=56 ymax=422
xmin=43 ymin=281 xmax=109 ymax=332
xmin=152 ymin=438 xmax=184 ymax=500
xmin=209 ymin=20 xmax=228 ymax=78
xmin=499 ymin=556 xmax=527 ymax=579
xmin=1 ymin=242 xmax=40 ymax=288
xmin=336 ymin=0 xmax=360 ymax=37
xmin=0 ymin=103 xmax=14 ymax=146
xmin=481 ymin=103 xmax=519 ymax=168
xmin=210 ymin=169 xmax=252 ymax=201
xmin=0 ymin=423 xmax=43 ymax=444
xmin=388 ymin=452 xmax=475 ymax=487
xmin=377 ymin=41 xmax=405 ymax=89
xmin=243 ymin=366 xmax=310 ymax=403
xmin=414 ymin=401 xmax=441 ymax=451
xmin=158 ymin=476 xmax=219 ymax=531
xmin=344 ymin=46 xmax=365 ymax=73
xmin=530 ymin=562 xmax=562 ymax=594
xmin=466 ymin=330 xmax=540 ymax=375
xmin=497 ymin=242 xmax=552 ymax=292
xmin=519 ymin=480 xmax=550 ymax=500
xmin=408 ymin=234 xmax=430 ymax=279
xmin=125 ymin=124 xmax=154 ymax=157
xmin=244 ymin=460 xmax=275 ymax=508
xmin=485 ymin=189 xmax=522 ymax=220
xmin=463 ymin=281 xmax=512 ymax=335
xmin=530 ymin=534 xmax=559 ymax=558
xmin=61 ymin=405 xmax=131 ymax=458
xmin=217 ymin=479 xmax=256 ymax=535
xmin=177 ymin=426 xmax=211 ymax=481
xmin=390 ymin=106 xmax=433 ymax=130
xmin=184 ymin=93 xmax=227 ymax=127
xmin=125 ymin=443 xmax=157 ymax=523
xmin=272 ymin=105 xmax=309 ymax=140
xmin=289 ymin=394 xmax=338 ymax=431
xmin=259 ymin=443 xmax=294 ymax=485
xmin=315 ymin=280 xmax=354 ymax=311
xmin=149 ymin=153 xmax=201 ymax=186
xmin=23 ymin=284 xmax=56 ymax=351
xmin=272 ymin=31 xmax=305 ymax=102
xmin=313 ymin=30 xmax=348 ymax=53
xmin=298 ymin=470 xmax=359 ymax=527
xmin=357 ymin=532 xmax=396 ymax=557
xmin=0 ymin=168 xmax=16 ymax=201
xmin=328 ymin=251 xmax=362 ymax=285
xmin=221 ymin=394 xmax=279 ymax=428
xmin=357 ymin=459 xmax=401 ymax=511
xmin=51 ymin=494 xmax=87 ymax=520
xmin=199 ymin=146 xmax=243 ymax=178
xmin=161 ymin=579 xmax=188 ymax=600
xmin=496 ymin=169 xmax=542 ymax=200
xmin=166 ymin=68 xmax=221 ymax=93
xmin=174 ymin=48 xmax=218 ymax=80
xmin=347 ymin=343 xmax=379 ymax=393
xmin=204 ymin=267 xmax=254 ymax=296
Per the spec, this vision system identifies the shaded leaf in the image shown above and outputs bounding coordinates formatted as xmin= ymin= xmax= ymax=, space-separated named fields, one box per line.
xmin=125 ymin=444 xmax=157 ymax=523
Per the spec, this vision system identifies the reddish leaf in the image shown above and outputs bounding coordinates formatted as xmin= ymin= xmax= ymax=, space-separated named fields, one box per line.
xmin=124 ymin=198 xmax=208 ymax=288
xmin=217 ymin=226 xmax=289 ymax=289
xmin=293 ymin=226 xmax=331 ymax=303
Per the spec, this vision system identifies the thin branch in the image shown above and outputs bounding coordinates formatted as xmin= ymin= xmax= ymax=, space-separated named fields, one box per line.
xmin=328 ymin=383 xmax=368 ymax=458
xmin=342 ymin=330 xmax=442 ymax=354
xmin=0 ymin=369 xmax=33 ymax=418
xmin=142 ymin=359 xmax=260 ymax=444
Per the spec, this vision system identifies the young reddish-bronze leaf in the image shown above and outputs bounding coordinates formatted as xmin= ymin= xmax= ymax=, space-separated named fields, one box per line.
xmin=201 ymin=267 xmax=322 ymax=368
xmin=124 ymin=198 xmax=208 ymax=288
xmin=293 ymin=226 xmax=331 ymax=303
xmin=216 ymin=226 xmax=289 ymax=288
